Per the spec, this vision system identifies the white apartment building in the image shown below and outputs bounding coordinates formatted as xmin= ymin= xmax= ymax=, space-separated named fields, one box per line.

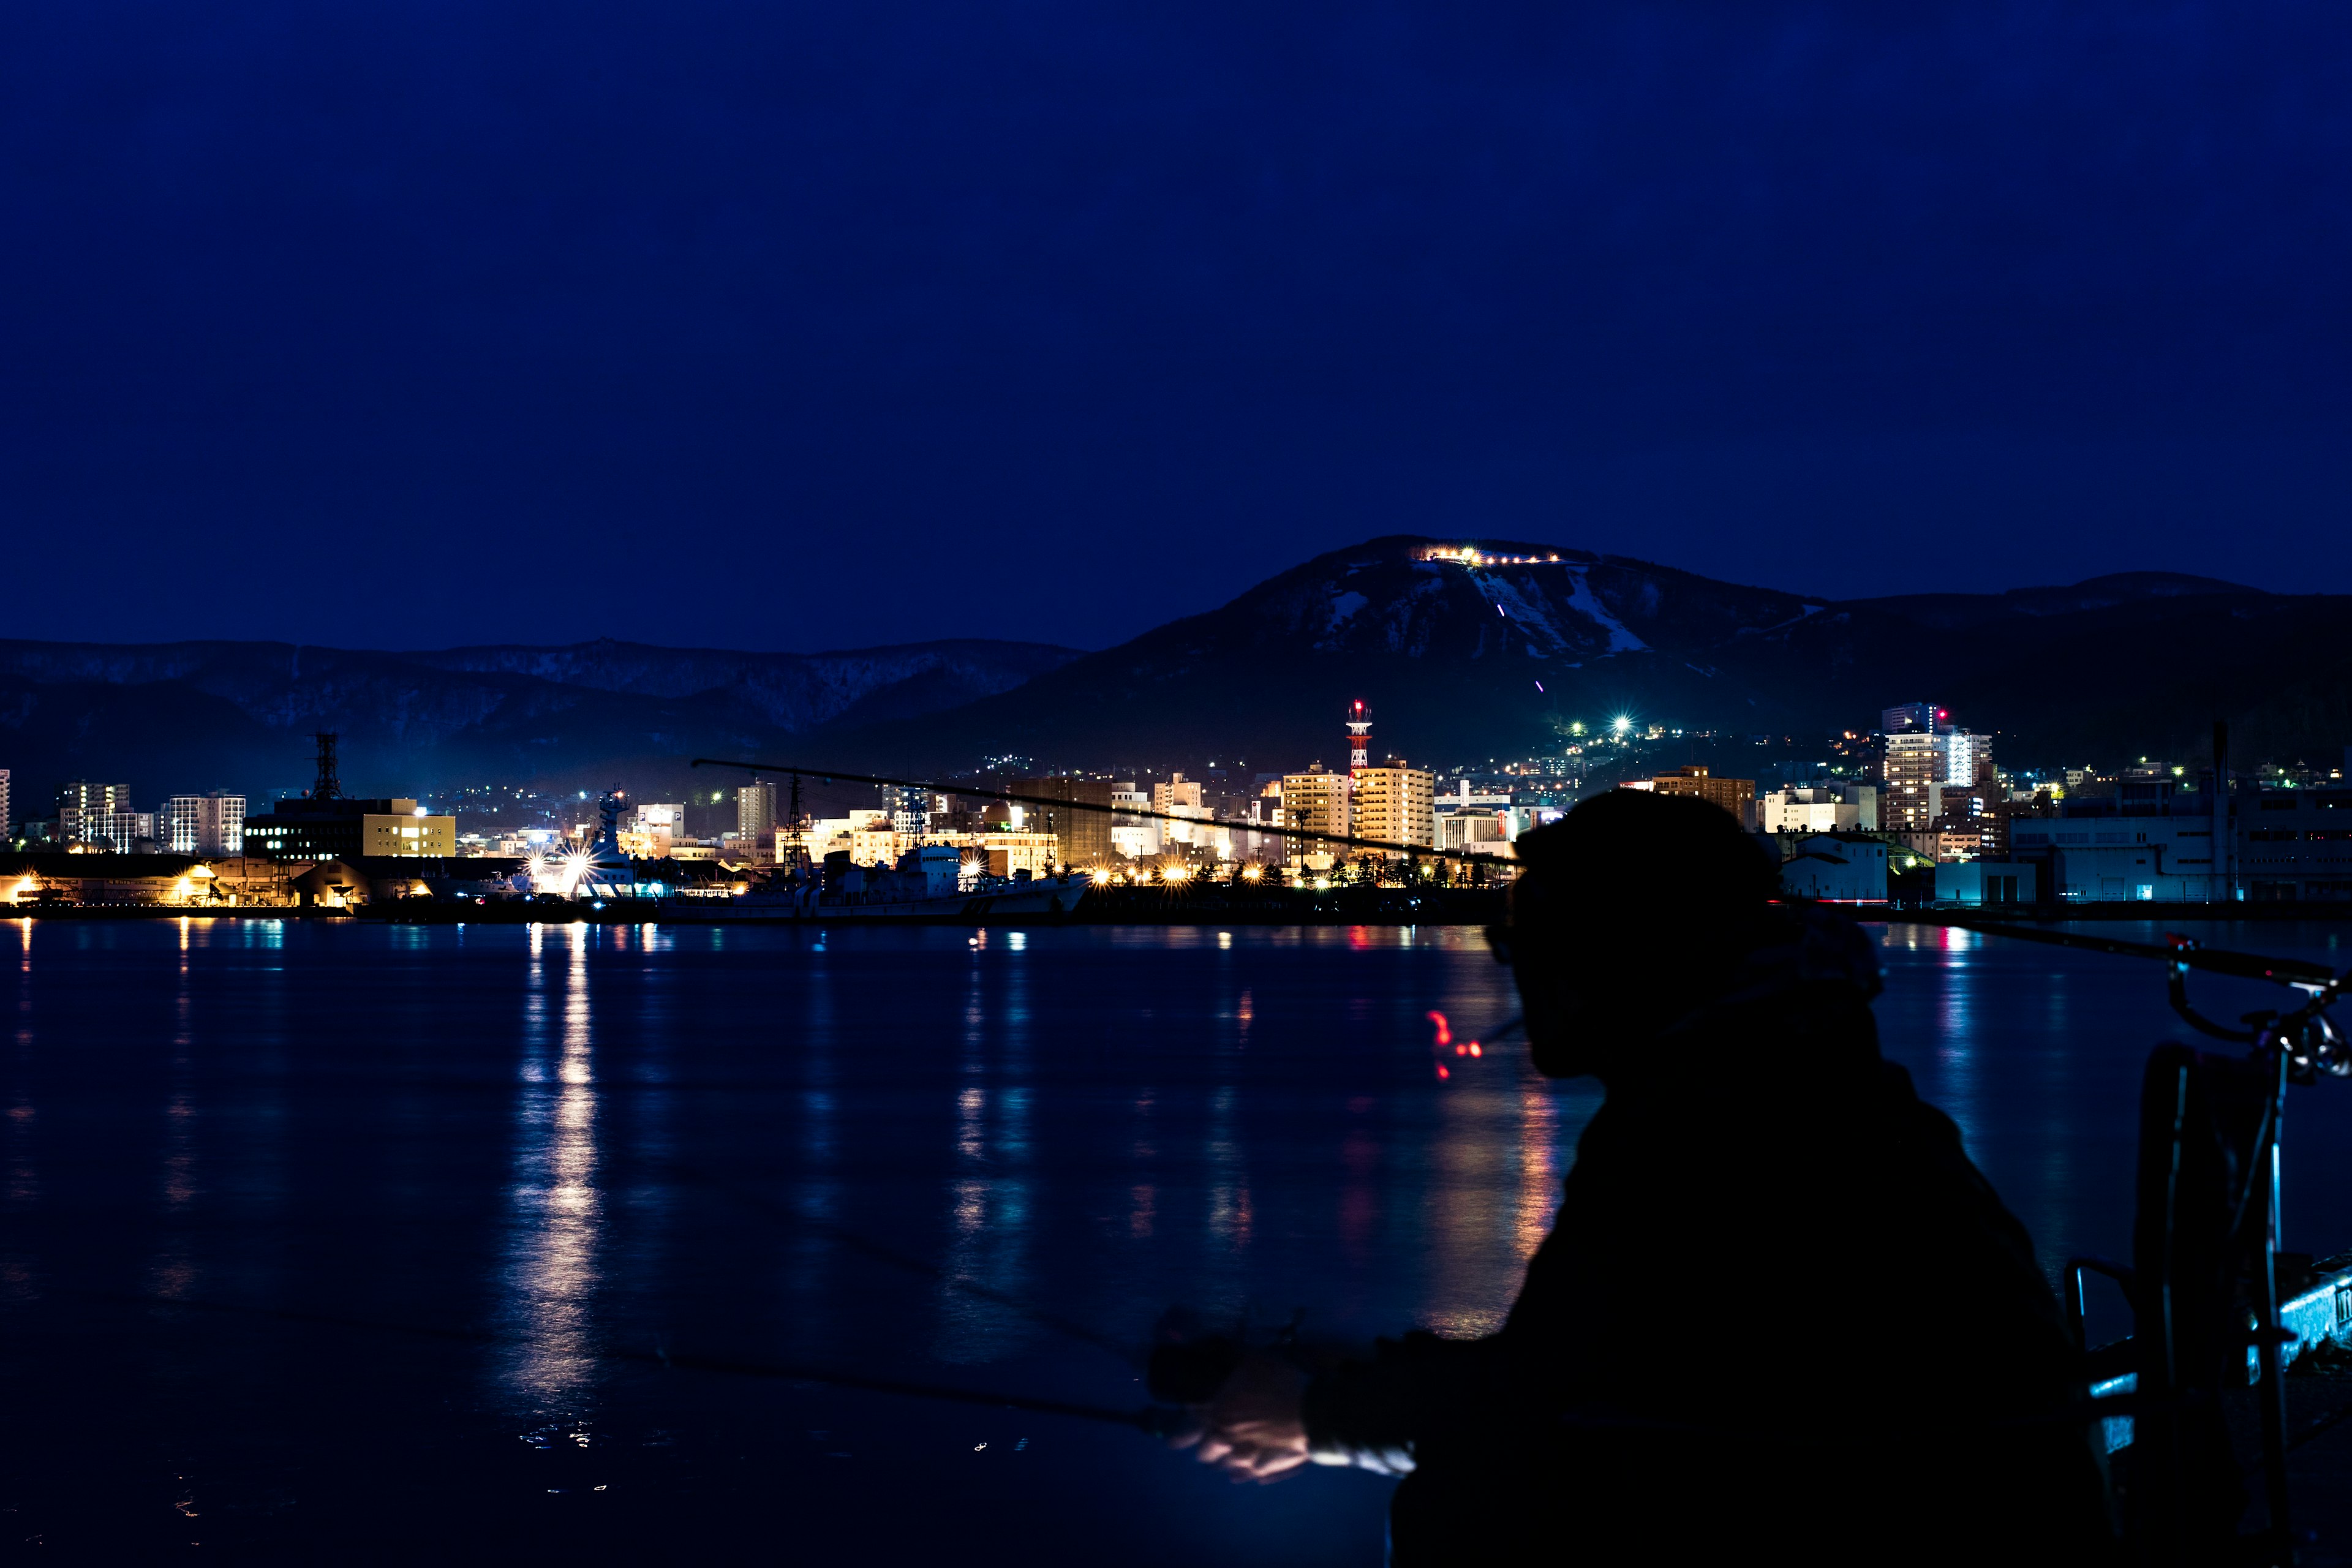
xmin=165 ymin=793 xmax=247 ymax=855
xmin=621 ymin=802 xmax=687 ymax=857
xmin=1758 ymin=783 xmax=1879 ymax=834
xmin=1109 ymin=785 xmax=1159 ymax=859
xmin=1151 ymin=773 xmax=1210 ymax=845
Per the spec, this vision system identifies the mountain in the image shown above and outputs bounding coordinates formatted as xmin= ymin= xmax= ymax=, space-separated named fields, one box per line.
xmin=8 ymin=543 xmax=2345 ymax=815
xmin=0 ymin=637 xmax=1080 ymax=810
xmin=816 ymin=538 xmax=2351 ymax=774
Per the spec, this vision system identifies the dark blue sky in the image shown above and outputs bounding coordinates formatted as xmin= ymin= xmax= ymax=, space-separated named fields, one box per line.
xmin=4 ymin=2 xmax=2346 ymax=653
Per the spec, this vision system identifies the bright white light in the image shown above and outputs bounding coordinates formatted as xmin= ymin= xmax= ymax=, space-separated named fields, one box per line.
xmin=1612 ymin=715 xmax=1632 ymax=733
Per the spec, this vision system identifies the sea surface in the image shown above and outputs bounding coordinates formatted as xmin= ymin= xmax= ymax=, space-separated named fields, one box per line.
xmin=5 ymin=916 xmax=2352 ymax=1561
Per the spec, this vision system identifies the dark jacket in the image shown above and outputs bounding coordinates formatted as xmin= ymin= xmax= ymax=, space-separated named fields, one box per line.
xmin=1302 ymin=922 xmax=2111 ymax=1564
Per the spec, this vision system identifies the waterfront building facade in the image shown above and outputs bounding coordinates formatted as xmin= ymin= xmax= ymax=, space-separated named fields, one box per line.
xmin=1352 ymin=764 xmax=1436 ymax=856
xmin=165 ymin=793 xmax=247 ymax=855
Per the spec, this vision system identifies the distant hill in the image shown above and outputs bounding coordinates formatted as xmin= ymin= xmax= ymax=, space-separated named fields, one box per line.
xmin=814 ymin=538 xmax=2350 ymax=775
xmin=0 ymin=637 xmax=1081 ymax=810
xmin=8 ymin=545 xmax=2346 ymax=814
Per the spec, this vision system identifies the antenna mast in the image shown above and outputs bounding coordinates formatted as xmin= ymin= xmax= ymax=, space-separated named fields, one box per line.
xmin=311 ymin=731 xmax=343 ymax=801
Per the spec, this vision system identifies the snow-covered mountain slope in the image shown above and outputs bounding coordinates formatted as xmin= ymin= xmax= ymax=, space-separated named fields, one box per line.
xmin=826 ymin=536 xmax=2340 ymax=772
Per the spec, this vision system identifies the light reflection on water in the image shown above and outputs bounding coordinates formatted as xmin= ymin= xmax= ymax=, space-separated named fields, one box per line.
xmin=499 ymin=921 xmax=603 ymax=1408
xmin=9 ymin=917 xmax=2352 ymax=1560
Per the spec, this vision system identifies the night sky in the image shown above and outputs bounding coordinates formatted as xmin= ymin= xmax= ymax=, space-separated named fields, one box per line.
xmin=4 ymin=2 xmax=2345 ymax=654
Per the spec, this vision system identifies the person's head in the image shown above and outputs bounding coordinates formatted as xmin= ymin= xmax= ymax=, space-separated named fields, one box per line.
xmin=1494 ymin=789 xmax=1781 ymax=1081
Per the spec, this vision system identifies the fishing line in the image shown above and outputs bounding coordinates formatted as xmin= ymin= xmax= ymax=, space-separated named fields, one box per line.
xmin=1909 ymin=913 xmax=2336 ymax=986
xmin=692 ymin=756 xmax=1498 ymax=864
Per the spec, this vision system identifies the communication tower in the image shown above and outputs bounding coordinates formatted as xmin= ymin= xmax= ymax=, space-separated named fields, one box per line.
xmin=1346 ymin=700 xmax=1372 ymax=777
xmin=310 ymin=731 xmax=344 ymax=801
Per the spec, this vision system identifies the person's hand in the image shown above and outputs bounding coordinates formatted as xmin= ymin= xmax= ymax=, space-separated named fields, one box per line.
xmin=1181 ymin=1352 xmax=1311 ymax=1483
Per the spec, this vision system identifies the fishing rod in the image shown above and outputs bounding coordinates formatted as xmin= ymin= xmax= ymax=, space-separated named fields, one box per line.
xmin=654 ymin=1156 xmax=1136 ymax=1362
xmin=1918 ymin=913 xmax=2351 ymax=1062
xmin=690 ymin=757 xmax=1498 ymax=864
xmin=1936 ymin=911 xmax=2351 ymax=1551
xmin=106 ymin=1284 xmax=2138 ymax=1450
xmin=96 ymin=1288 xmax=1182 ymax=1434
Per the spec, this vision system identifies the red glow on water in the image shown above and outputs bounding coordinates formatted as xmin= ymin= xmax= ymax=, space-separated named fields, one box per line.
xmin=1436 ymin=1065 xmax=1450 ymax=1080
xmin=1468 ymin=1042 xmax=1482 ymax=1057
xmin=1453 ymin=1043 xmax=1466 ymax=1056
xmin=1425 ymin=1009 xmax=1452 ymax=1047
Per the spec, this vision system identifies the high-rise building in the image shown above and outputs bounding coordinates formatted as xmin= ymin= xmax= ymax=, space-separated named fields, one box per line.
xmin=1280 ymin=765 xmax=1350 ymax=869
xmin=891 ymin=785 xmax=929 ymax=837
xmin=1150 ymin=774 xmax=1205 ymax=815
xmin=1353 ymin=764 xmax=1435 ymax=857
xmin=737 ymin=778 xmax=778 ymax=837
xmin=1882 ymin=733 xmax=1945 ymax=832
xmin=1882 ymin=728 xmax=1990 ymax=834
xmin=1881 ymin=703 xmax=1947 ymax=734
xmin=1648 ymin=766 xmax=1755 ymax=824
xmin=1009 ymin=777 xmax=1114 ymax=868
xmin=1148 ymin=773 xmax=1210 ymax=846
xmin=56 ymin=781 xmax=135 ymax=847
xmin=165 ymin=793 xmax=247 ymax=855
xmin=1945 ymin=730 xmax=1991 ymax=788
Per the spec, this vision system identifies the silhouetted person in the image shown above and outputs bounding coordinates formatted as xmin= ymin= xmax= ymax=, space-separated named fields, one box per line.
xmin=1186 ymin=790 xmax=2111 ymax=1564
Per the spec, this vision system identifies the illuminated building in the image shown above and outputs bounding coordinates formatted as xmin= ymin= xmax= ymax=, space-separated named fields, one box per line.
xmin=1354 ymin=763 xmax=1435 ymax=857
xmin=1146 ymin=772 xmax=1214 ymax=848
xmin=624 ymin=802 xmax=686 ymax=857
xmin=1881 ymin=703 xmax=1943 ymax=734
xmin=1646 ymin=766 xmax=1755 ymax=826
xmin=1009 ymin=777 xmax=1115 ymax=867
xmin=1108 ymin=784 xmax=1158 ymax=859
xmin=736 ymin=778 xmax=778 ymax=837
xmin=244 ymin=734 xmax=454 ymax=861
xmin=165 ymin=793 xmax=246 ymax=854
xmin=56 ymin=780 xmax=135 ymax=848
xmin=977 ymin=831 xmax=1058 ymax=878
xmin=1280 ymin=764 xmax=1349 ymax=870
xmin=1758 ymin=783 xmax=1878 ymax=834
xmin=243 ymin=799 xmax=453 ymax=860
xmin=1881 ymin=733 xmax=1945 ymax=834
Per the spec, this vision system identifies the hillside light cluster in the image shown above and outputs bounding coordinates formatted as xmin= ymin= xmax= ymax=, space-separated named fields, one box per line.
xmin=1421 ymin=546 xmax=1564 ymax=567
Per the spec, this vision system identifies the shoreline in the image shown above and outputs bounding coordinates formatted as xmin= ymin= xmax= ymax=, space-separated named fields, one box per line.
xmin=9 ymin=896 xmax=2352 ymax=927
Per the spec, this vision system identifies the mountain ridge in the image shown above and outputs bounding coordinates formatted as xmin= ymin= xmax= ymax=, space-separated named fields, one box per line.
xmin=0 ymin=635 xmax=1082 ymax=810
xmin=810 ymin=538 xmax=2335 ymax=775
xmin=5 ymin=543 xmax=2343 ymax=814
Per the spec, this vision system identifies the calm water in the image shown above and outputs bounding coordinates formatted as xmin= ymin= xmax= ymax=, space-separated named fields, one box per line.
xmin=5 ymin=916 xmax=2352 ymax=1561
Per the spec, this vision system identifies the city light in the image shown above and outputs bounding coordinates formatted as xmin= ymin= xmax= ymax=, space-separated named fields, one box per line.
xmin=1612 ymin=715 xmax=1632 ymax=734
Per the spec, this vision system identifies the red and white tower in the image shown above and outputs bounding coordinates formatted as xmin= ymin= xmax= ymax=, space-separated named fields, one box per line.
xmin=1346 ymin=699 xmax=1372 ymax=777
